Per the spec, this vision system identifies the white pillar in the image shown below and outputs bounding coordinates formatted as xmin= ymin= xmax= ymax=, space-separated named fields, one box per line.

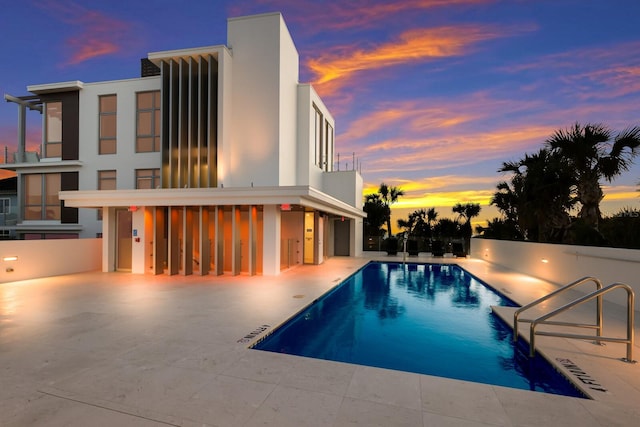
xmin=262 ymin=205 xmax=281 ymax=275
xmin=352 ymin=216 xmax=363 ymax=257
xmin=103 ymin=207 xmax=114 ymax=272
xmin=131 ymin=208 xmax=146 ymax=274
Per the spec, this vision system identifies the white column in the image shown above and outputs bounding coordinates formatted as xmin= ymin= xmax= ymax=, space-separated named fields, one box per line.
xmin=103 ymin=207 xmax=114 ymax=272
xmin=262 ymin=204 xmax=280 ymax=275
xmin=131 ymin=208 xmax=146 ymax=274
xmin=352 ymin=216 xmax=363 ymax=257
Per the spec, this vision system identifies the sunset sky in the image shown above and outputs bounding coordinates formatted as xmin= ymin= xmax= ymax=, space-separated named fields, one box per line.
xmin=1 ymin=0 xmax=639 ymax=231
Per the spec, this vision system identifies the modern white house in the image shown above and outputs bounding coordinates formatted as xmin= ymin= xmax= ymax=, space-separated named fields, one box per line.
xmin=2 ymin=12 xmax=365 ymax=276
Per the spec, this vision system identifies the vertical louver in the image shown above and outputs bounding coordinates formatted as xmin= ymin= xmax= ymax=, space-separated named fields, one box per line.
xmin=160 ymin=55 xmax=218 ymax=189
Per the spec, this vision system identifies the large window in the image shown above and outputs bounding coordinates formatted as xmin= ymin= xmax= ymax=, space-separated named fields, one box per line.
xmin=313 ymin=104 xmax=323 ymax=169
xmin=325 ymin=121 xmax=334 ymax=172
xmin=136 ymin=91 xmax=160 ymax=152
xmin=24 ymin=173 xmax=60 ymax=220
xmin=99 ymin=95 xmax=117 ymax=154
xmin=136 ymin=168 xmax=160 ymax=189
xmin=45 ymin=102 xmax=62 ymax=158
xmin=98 ymin=170 xmax=117 ymax=190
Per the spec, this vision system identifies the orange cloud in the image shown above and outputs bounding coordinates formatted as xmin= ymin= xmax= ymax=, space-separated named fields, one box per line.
xmin=308 ymin=25 xmax=507 ymax=96
xmin=37 ymin=0 xmax=133 ymax=65
xmin=341 ymin=103 xmax=477 ymax=141
xmin=364 ymin=175 xmax=501 ymax=232
xmin=359 ymin=125 xmax=554 ymax=175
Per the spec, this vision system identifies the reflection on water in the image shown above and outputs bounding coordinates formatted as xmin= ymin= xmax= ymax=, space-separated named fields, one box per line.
xmin=254 ymin=262 xmax=584 ymax=398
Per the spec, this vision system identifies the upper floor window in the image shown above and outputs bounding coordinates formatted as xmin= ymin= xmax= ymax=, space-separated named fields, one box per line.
xmin=313 ymin=104 xmax=323 ymax=169
xmin=24 ymin=173 xmax=60 ymax=220
xmin=324 ymin=121 xmax=334 ymax=172
xmin=136 ymin=91 xmax=160 ymax=152
xmin=99 ymin=95 xmax=117 ymax=154
xmin=45 ymin=102 xmax=62 ymax=158
xmin=136 ymin=168 xmax=160 ymax=189
xmin=98 ymin=170 xmax=117 ymax=190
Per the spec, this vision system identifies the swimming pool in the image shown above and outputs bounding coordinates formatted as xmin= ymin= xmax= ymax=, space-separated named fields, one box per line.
xmin=253 ymin=262 xmax=585 ymax=398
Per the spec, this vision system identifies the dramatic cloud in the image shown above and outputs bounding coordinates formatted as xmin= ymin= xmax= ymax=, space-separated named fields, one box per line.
xmin=502 ymin=41 xmax=640 ymax=101
xmin=307 ymin=25 xmax=506 ymax=96
xmin=338 ymin=93 xmax=552 ymax=174
xmin=230 ymin=0 xmax=495 ymax=32
xmin=37 ymin=0 xmax=134 ymax=65
xmin=359 ymin=125 xmax=554 ymax=174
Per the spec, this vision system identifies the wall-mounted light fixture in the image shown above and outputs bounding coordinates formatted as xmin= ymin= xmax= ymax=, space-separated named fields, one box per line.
xmin=3 ymin=256 xmax=18 ymax=262
xmin=541 ymin=258 xmax=549 ymax=264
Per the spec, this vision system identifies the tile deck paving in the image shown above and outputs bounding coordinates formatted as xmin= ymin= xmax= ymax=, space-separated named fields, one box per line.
xmin=1 ymin=254 xmax=639 ymax=426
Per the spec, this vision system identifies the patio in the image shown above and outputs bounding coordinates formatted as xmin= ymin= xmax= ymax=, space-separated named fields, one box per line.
xmin=1 ymin=255 xmax=639 ymax=426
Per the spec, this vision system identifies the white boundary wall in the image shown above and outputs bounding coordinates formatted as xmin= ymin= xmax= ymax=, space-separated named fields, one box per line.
xmin=0 ymin=239 xmax=102 ymax=283
xmin=471 ymin=238 xmax=640 ymax=308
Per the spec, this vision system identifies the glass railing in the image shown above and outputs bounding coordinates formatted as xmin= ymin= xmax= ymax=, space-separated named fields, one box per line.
xmin=1 ymin=150 xmax=41 ymax=164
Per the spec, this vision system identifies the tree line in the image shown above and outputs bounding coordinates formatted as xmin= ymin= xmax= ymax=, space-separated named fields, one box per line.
xmin=363 ymin=183 xmax=481 ymax=255
xmin=363 ymin=122 xmax=640 ymax=253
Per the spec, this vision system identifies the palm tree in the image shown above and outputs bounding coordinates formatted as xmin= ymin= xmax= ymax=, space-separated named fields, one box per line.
xmin=426 ymin=207 xmax=438 ymax=235
xmin=396 ymin=216 xmax=416 ymax=238
xmin=378 ymin=183 xmax=405 ymax=238
xmin=496 ymin=148 xmax=574 ymax=242
xmin=452 ymin=203 xmax=481 ymax=254
xmin=546 ymin=123 xmax=640 ymax=231
xmin=363 ymin=193 xmax=388 ymax=237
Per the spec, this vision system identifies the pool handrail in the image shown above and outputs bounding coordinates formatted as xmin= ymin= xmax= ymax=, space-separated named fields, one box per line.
xmin=528 ymin=282 xmax=635 ymax=363
xmin=513 ymin=276 xmax=603 ymax=342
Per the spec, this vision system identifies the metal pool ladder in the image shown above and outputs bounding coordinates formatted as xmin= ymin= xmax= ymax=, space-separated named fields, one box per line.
xmin=513 ymin=276 xmax=636 ymax=363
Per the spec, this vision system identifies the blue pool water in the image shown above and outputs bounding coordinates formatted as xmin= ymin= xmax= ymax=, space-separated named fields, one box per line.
xmin=253 ymin=262 xmax=585 ymax=397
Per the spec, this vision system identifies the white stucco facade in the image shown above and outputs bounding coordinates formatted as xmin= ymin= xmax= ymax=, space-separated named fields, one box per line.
xmin=3 ymin=12 xmax=364 ymax=276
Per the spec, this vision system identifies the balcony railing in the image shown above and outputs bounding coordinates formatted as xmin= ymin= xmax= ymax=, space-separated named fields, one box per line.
xmin=2 ymin=150 xmax=41 ymax=165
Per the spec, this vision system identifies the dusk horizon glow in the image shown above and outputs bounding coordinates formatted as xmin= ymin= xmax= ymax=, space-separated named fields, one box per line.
xmin=1 ymin=1 xmax=639 ymax=232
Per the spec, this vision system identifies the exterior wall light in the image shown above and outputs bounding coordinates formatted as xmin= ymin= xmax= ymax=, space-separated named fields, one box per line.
xmin=3 ymin=256 xmax=18 ymax=262
xmin=541 ymin=258 xmax=549 ymax=263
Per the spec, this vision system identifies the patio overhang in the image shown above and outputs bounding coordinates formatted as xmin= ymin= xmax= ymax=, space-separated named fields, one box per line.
xmin=60 ymin=185 xmax=366 ymax=219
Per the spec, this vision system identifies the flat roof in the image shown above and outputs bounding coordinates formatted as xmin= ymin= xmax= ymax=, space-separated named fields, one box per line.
xmin=27 ymin=81 xmax=84 ymax=94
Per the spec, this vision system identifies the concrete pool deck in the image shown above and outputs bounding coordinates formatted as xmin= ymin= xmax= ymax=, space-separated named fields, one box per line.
xmin=1 ymin=255 xmax=639 ymax=426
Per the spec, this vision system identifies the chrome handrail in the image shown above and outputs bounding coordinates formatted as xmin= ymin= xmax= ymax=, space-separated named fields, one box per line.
xmin=513 ymin=276 xmax=603 ymax=341
xmin=529 ymin=283 xmax=635 ymax=362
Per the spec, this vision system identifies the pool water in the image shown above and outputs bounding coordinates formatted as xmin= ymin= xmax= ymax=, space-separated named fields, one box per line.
xmin=253 ymin=262 xmax=585 ymax=398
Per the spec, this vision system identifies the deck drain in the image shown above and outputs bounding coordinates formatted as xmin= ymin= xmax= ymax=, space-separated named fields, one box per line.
xmin=292 ymin=294 xmax=305 ymax=299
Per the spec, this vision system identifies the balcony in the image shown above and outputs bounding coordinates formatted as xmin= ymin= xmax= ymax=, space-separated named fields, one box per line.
xmin=1 ymin=149 xmax=81 ymax=171
xmin=2 ymin=150 xmax=41 ymax=165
